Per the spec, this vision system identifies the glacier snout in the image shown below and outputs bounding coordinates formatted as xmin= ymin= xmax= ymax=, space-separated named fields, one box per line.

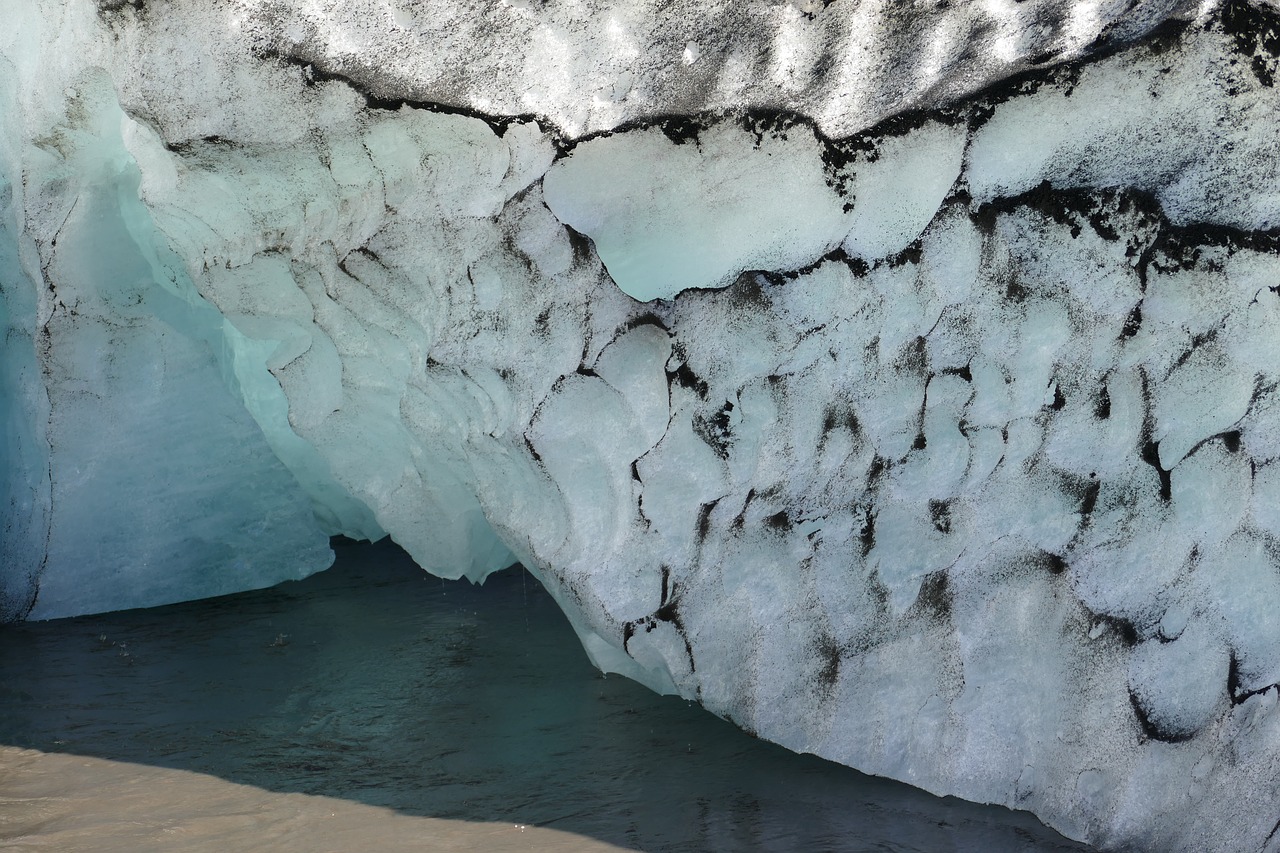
xmin=4 ymin=0 xmax=1280 ymax=850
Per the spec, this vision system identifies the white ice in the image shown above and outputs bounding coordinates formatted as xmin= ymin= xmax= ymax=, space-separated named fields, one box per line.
xmin=3 ymin=1 xmax=1280 ymax=850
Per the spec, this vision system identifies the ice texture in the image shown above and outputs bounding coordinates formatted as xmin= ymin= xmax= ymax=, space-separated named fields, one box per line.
xmin=4 ymin=0 xmax=1280 ymax=849
xmin=543 ymin=121 xmax=855 ymax=301
xmin=0 ymin=71 xmax=344 ymax=617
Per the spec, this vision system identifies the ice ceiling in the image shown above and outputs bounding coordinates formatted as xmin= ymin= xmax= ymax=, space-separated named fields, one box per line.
xmin=3 ymin=0 xmax=1280 ymax=849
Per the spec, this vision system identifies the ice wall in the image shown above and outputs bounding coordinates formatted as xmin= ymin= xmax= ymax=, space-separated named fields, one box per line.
xmin=0 ymin=9 xmax=357 ymax=618
xmin=4 ymin=0 xmax=1280 ymax=849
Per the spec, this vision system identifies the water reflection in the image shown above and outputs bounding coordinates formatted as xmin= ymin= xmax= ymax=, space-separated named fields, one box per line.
xmin=0 ymin=540 xmax=1093 ymax=851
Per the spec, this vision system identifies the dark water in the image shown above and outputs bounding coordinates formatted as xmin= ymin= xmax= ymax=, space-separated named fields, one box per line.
xmin=0 ymin=540 xmax=1093 ymax=852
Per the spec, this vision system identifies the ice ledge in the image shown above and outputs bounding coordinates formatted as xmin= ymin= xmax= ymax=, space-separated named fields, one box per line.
xmin=100 ymin=0 xmax=1208 ymax=142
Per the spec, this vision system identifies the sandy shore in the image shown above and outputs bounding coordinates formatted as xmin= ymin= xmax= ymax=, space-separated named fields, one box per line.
xmin=0 ymin=746 xmax=626 ymax=853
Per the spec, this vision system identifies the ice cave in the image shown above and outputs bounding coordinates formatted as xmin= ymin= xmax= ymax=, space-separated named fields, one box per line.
xmin=3 ymin=0 xmax=1280 ymax=848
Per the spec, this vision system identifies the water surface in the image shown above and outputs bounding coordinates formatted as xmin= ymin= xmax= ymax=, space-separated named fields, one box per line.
xmin=0 ymin=540 xmax=1094 ymax=851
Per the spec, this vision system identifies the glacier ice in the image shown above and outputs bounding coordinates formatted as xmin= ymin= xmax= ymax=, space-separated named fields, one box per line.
xmin=543 ymin=121 xmax=856 ymax=301
xmin=4 ymin=0 xmax=1280 ymax=849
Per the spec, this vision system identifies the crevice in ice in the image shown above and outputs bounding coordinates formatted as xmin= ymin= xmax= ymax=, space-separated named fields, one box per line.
xmin=622 ymin=570 xmax=697 ymax=677
xmin=1260 ymin=815 xmax=1280 ymax=853
xmin=563 ymin=225 xmax=594 ymax=266
xmin=691 ymin=400 xmax=735 ymax=460
xmin=1129 ymin=687 xmax=1197 ymax=743
xmin=973 ymin=183 xmax=1165 ymax=256
xmin=763 ymin=509 xmax=792 ymax=532
xmin=1182 ymin=429 xmax=1247 ymax=463
xmin=96 ymin=0 xmax=145 ymax=14
xmin=742 ymin=247 xmax=870 ymax=289
xmin=1078 ymin=479 xmax=1102 ymax=520
xmin=1134 ymin=368 xmax=1174 ymax=502
xmin=857 ymin=503 xmax=877 ymax=556
xmin=255 ymin=49 xmax=565 ymax=149
xmin=1139 ymin=438 xmax=1174 ymax=503
xmin=667 ymin=360 xmax=709 ymax=400
xmin=1037 ymin=551 xmax=1070 ymax=576
xmin=1082 ymin=610 xmax=1141 ymax=650
xmin=163 ymin=134 xmax=237 ymax=157
xmin=694 ymin=500 xmax=717 ymax=546
xmin=1227 ymin=652 xmax=1280 ymax=705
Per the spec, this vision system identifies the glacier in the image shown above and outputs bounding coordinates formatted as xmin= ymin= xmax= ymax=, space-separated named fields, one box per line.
xmin=3 ymin=0 xmax=1280 ymax=848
